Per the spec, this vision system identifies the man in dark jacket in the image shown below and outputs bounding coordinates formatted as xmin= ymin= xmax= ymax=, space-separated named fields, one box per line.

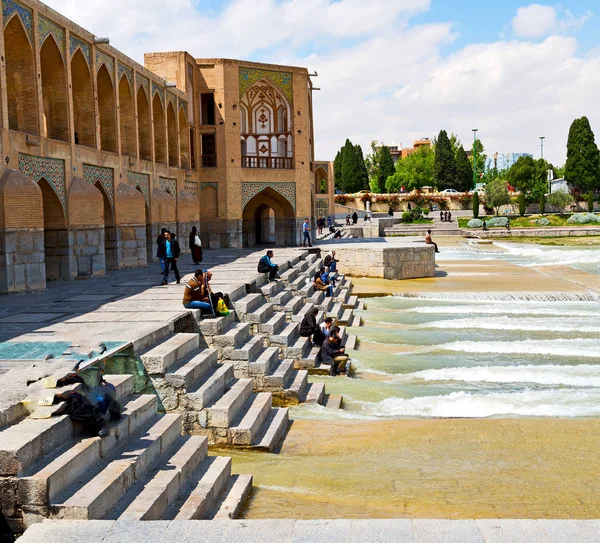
xmin=299 ymin=307 xmax=325 ymax=346
xmin=257 ymin=250 xmax=280 ymax=281
xmin=352 ymin=211 xmax=358 ymax=224
xmin=156 ymin=228 xmax=167 ymax=273
xmin=161 ymin=231 xmax=181 ymax=285
xmin=320 ymin=334 xmax=350 ymax=376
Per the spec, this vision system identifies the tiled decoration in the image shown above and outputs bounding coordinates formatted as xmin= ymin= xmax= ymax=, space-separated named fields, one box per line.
xmin=167 ymin=92 xmax=177 ymax=110
xmin=184 ymin=180 xmax=198 ymax=197
xmin=158 ymin=176 xmax=177 ymax=196
xmin=38 ymin=15 xmax=65 ymax=58
xmin=137 ymin=74 xmax=150 ymax=97
xmin=201 ymin=182 xmax=218 ymax=191
xmin=69 ymin=34 xmax=91 ymax=66
xmin=96 ymin=49 xmax=114 ymax=77
xmin=152 ymin=81 xmax=165 ymax=104
xmin=83 ymin=164 xmax=114 ymax=208
xmin=241 ymin=182 xmax=296 ymax=211
xmin=179 ymin=99 xmax=187 ymax=115
xmin=2 ymin=0 xmax=33 ymax=43
xmin=118 ymin=63 xmax=133 ymax=89
xmin=18 ymin=153 xmax=66 ymax=212
xmin=239 ymin=67 xmax=293 ymax=103
xmin=126 ymin=171 xmax=150 ymax=206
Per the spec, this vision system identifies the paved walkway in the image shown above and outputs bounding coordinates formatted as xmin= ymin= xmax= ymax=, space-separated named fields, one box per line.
xmin=18 ymin=518 xmax=599 ymax=542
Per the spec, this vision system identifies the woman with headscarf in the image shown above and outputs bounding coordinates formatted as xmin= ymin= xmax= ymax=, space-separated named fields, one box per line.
xmin=189 ymin=226 xmax=203 ymax=266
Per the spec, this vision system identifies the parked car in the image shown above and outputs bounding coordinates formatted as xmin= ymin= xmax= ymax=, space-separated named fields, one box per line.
xmin=440 ymin=188 xmax=459 ymax=194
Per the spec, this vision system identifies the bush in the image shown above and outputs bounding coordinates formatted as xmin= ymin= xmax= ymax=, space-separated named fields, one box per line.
xmin=467 ymin=218 xmax=482 ymax=228
xmin=567 ymin=213 xmax=599 ymax=224
xmin=472 ymin=192 xmax=479 ymax=218
xmin=536 ymin=217 xmax=551 ymax=226
xmin=589 ymin=192 xmax=595 ymax=213
xmin=335 ymin=194 xmax=353 ymax=205
xmin=487 ymin=217 xmax=509 ymax=227
xmin=422 ymin=207 xmax=430 ymax=216
xmin=518 ymin=193 xmax=526 ymax=217
xmin=548 ymin=191 xmax=574 ymax=211
xmin=540 ymin=194 xmax=546 ymax=215
xmin=402 ymin=208 xmax=424 ymax=223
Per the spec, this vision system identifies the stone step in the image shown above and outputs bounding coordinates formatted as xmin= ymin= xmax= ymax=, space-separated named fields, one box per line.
xmin=328 ymin=302 xmax=343 ymax=320
xmin=284 ymin=370 xmax=308 ymax=403
xmin=303 ymin=382 xmax=325 ymax=405
xmin=284 ymin=296 xmax=304 ymax=317
xmin=186 ymin=363 xmax=235 ymax=411
xmin=253 ymin=408 xmax=289 ymax=452
xmin=309 ymin=290 xmax=325 ymax=306
xmin=284 ymin=336 xmax=311 ymax=360
xmin=338 ymin=308 xmax=354 ymax=325
xmin=289 ymin=274 xmax=307 ymax=292
xmin=261 ymin=281 xmax=283 ymax=298
xmin=232 ymin=293 xmax=264 ymax=317
xmin=356 ymin=301 xmax=365 ymax=311
xmin=297 ymin=346 xmax=320 ymax=370
xmin=263 ymin=359 xmax=295 ymax=391
xmin=115 ymin=435 xmax=208 ymax=521
xmin=104 ymin=375 xmax=135 ymax=401
xmin=141 ymin=333 xmax=199 ymax=375
xmin=270 ymin=323 xmax=300 ymax=347
xmin=349 ymin=314 xmax=362 ymax=327
xmin=324 ymin=394 xmax=344 ymax=410
xmin=170 ymin=456 xmax=232 ymax=520
xmin=298 ymin=282 xmax=315 ymax=298
xmin=291 ymin=303 xmax=316 ymax=324
xmin=318 ymin=297 xmax=334 ymax=313
xmin=297 ymin=260 xmax=309 ymax=273
xmin=306 ymin=253 xmax=318 ymax=264
xmin=345 ymin=335 xmax=358 ymax=351
xmin=223 ymin=334 xmax=264 ymax=362
xmin=228 ymin=393 xmax=273 ymax=446
xmin=245 ymin=302 xmax=274 ymax=325
xmin=248 ymin=347 xmax=280 ymax=380
xmin=210 ymin=474 xmax=253 ymax=520
xmin=279 ymin=267 xmax=299 ymax=284
xmin=198 ymin=312 xmax=236 ymax=337
xmin=207 ymin=379 xmax=253 ymax=428
xmin=271 ymin=290 xmax=293 ymax=310
xmin=344 ymin=295 xmax=359 ymax=309
xmin=51 ymin=413 xmax=182 ymax=520
xmin=259 ymin=312 xmax=287 ymax=335
xmin=211 ymin=323 xmax=251 ymax=350
xmin=165 ymin=349 xmax=219 ymax=391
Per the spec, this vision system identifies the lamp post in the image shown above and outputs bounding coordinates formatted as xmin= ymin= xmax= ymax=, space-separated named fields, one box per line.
xmin=472 ymin=129 xmax=479 ymax=190
xmin=539 ymin=136 xmax=545 ymax=160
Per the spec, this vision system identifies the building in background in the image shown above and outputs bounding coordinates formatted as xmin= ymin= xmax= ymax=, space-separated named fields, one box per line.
xmin=376 ymin=138 xmax=433 ymax=165
xmin=485 ymin=153 xmax=533 ymax=171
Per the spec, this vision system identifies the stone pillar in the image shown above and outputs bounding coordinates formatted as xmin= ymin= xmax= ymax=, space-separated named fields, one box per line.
xmin=115 ymin=183 xmax=148 ymax=268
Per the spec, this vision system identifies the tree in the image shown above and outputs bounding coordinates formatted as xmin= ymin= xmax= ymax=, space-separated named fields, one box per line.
xmin=507 ymin=156 xmax=553 ymax=202
xmin=352 ymin=144 xmax=369 ymax=193
xmin=519 ymin=192 xmax=526 ymax=217
xmin=540 ymin=193 xmax=546 ymax=215
xmin=386 ymin=146 xmax=435 ymax=193
xmin=334 ymin=139 xmax=369 ymax=193
xmin=434 ymin=130 xmax=457 ymax=190
xmin=470 ymin=139 xmax=487 ymax=181
xmin=565 ymin=116 xmax=600 ymax=193
xmin=455 ymin=145 xmax=474 ymax=192
xmin=548 ymin=191 xmax=573 ymax=211
xmin=472 ymin=191 xmax=479 ymax=218
xmin=589 ymin=192 xmax=595 ymax=213
xmin=485 ymin=178 xmax=510 ymax=215
xmin=367 ymin=142 xmax=395 ymax=193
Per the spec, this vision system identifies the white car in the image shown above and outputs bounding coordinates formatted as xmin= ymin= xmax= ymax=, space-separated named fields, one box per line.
xmin=440 ymin=188 xmax=459 ymax=194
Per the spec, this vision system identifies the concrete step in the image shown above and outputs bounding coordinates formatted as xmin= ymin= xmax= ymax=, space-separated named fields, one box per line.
xmin=280 ymin=267 xmax=300 ymax=285
xmin=291 ymin=303 xmax=316 ymax=324
xmin=261 ymin=281 xmax=283 ymax=299
xmin=296 ymin=260 xmax=309 ymax=273
xmin=344 ymin=295 xmax=359 ymax=309
xmin=51 ymin=413 xmax=182 ymax=520
xmin=324 ymin=394 xmax=344 ymax=410
xmin=263 ymin=359 xmax=294 ymax=391
xmin=270 ymin=323 xmax=300 ymax=347
xmin=253 ymin=408 xmax=289 ymax=452
xmin=228 ymin=393 xmax=272 ymax=446
xmin=298 ymin=282 xmax=315 ymax=298
xmin=115 ymin=435 xmax=208 ymax=521
xmin=245 ymin=302 xmax=274 ymax=325
xmin=334 ymin=289 xmax=349 ymax=305
xmin=271 ymin=289 xmax=293 ymax=310
xmin=306 ymin=254 xmax=318 ymax=264
xmin=284 ymin=370 xmax=308 ymax=403
xmin=232 ymin=293 xmax=264 ymax=317
xmin=211 ymin=323 xmax=251 ymax=350
xmin=198 ymin=312 xmax=236 ymax=337
xmin=104 ymin=375 xmax=135 ymax=401
xmin=289 ymin=275 xmax=307 ymax=293
xmin=284 ymin=296 xmax=304 ymax=317
xmin=303 ymin=382 xmax=325 ymax=405
xmin=356 ymin=300 xmax=365 ymax=311
xmin=259 ymin=312 xmax=287 ymax=335
xmin=317 ymin=297 xmax=334 ymax=312
xmin=349 ymin=314 xmax=362 ymax=327
xmin=309 ymin=290 xmax=325 ymax=306
xmin=210 ymin=474 xmax=252 ymax=519
xmin=170 ymin=455 xmax=232 ymax=520
xmin=248 ymin=347 xmax=280 ymax=380
xmin=284 ymin=336 xmax=311 ymax=360
xmin=345 ymin=335 xmax=358 ymax=351
xmin=328 ymin=302 xmax=343 ymax=320
xmin=141 ymin=333 xmax=199 ymax=375
xmin=207 ymin=379 xmax=253 ymax=428
xmin=185 ymin=363 xmax=235 ymax=411
xmin=165 ymin=349 xmax=219 ymax=391
xmin=223 ymin=334 xmax=264 ymax=362
xmin=338 ymin=309 xmax=354 ymax=325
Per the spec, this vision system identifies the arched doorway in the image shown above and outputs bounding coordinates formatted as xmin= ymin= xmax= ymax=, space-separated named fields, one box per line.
xmin=94 ymin=181 xmax=116 ymax=269
xmin=40 ymin=36 xmax=68 ymax=141
xmin=242 ymin=187 xmax=295 ymax=247
xmin=39 ymin=178 xmax=69 ymax=280
xmin=98 ymin=65 xmax=117 ymax=153
xmin=137 ymin=86 xmax=152 ymax=161
xmin=136 ymin=187 xmax=153 ymax=262
xmin=71 ymin=49 xmax=95 ymax=147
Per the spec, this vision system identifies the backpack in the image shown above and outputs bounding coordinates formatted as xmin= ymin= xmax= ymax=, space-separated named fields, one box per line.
xmin=257 ymin=257 xmax=271 ymax=273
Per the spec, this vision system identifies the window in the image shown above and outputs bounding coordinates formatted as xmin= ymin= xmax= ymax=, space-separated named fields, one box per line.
xmin=202 ymin=133 xmax=216 ymax=167
xmin=201 ymin=93 xmax=215 ymax=125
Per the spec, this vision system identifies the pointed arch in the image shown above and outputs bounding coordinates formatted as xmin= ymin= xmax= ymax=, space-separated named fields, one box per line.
xmin=242 ymin=186 xmax=296 ymax=246
xmin=97 ymin=64 xmax=117 ymax=153
xmin=71 ymin=49 xmax=95 ymax=147
xmin=179 ymin=107 xmax=190 ymax=170
xmin=118 ymin=75 xmax=136 ymax=157
xmin=137 ymin=85 xmax=152 ymax=161
xmin=4 ymin=15 xmax=38 ymax=134
xmin=40 ymin=35 xmax=68 ymax=142
xmin=167 ymin=102 xmax=178 ymax=167
xmin=153 ymin=93 xmax=167 ymax=165
xmin=38 ymin=177 xmax=69 ymax=281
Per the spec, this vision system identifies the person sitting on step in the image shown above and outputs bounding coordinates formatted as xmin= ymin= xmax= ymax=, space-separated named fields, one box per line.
xmin=320 ymin=333 xmax=351 ymax=376
xmin=182 ymin=269 xmax=214 ymax=316
xmin=314 ymin=272 xmax=334 ymax=297
xmin=320 ymin=265 xmax=336 ymax=288
xmin=299 ymin=307 xmax=326 ymax=347
xmin=257 ymin=250 xmax=280 ymax=282
xmin=425 ymin=229 xmax=440 ymax=253
xmin=320 ymin=317 xmax=334 ymax=341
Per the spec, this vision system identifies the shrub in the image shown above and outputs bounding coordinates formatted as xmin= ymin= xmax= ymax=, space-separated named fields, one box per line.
xmin=540 ymin=194 xmax=546 ymax=216
xmin=335 ymin=194 xmax=353 ymax=205
xmin=567 ymin=213 xmax=599 ymax=224
xmin=518 ymin=193 xmax=526 ymax=217
xmin=472 ymin=192 xmax=480 ymax=218
xmin=487 ymin=217 xmax=509 ymax=227
xmin=467 ymin=218 xmax=482 ymax=228
xmin=536 ymin=217 xmax=550 ymax=226
xmin=360 ymin=193 xmax=373 ymax=204
xmin=548 ymin=191 xmax=574 ymax=211
xmin=589 ymin=192 xmax=595 ymax=213
xmin=402 ymin=208 xmax=424 ymax=223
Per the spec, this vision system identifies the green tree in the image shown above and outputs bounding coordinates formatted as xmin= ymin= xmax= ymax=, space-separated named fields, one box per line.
xmin=434 ymin=130 xmax=457 ymax=190
xmin=352 ymin=144 xmax=369 ymax=192
xmin=455 ymin=145 xmax=474 ymax=192
xmin=334 ymin=139 xmax=369 ymax=193
xmin=386 ymin=146 xmax=435 ymax=193
xmin=589 ymin=192 xmax=595 ymax=213
xmin=367 ymin=142 xmax=396 ymax=193
xmin=518 ymin=192 xmax=526 ymax=217
xmin=565 ymin=116 xmax=600 ymax=193
xmin=470 ymin=139 xmax=487 ymax=182
xmin=548 ymin=191 xmax=573 ymax=211
xmin=334 ymin=139 xmax=354 ymax=192
xmin=472 ymin=191 xmax=479 ymax=218
xmin=507 ymin=156 xmax=553 ymax=202
xmin=485 ymin=178 xmax=510 ymax=215
xmin=540 ymin=193 xmax=546 ymax=215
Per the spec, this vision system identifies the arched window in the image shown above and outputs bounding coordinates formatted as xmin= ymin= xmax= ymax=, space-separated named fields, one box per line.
xmin=119 ymin=75 xmax=136 ymax=156
xmin=71 ymin=49 xmax=95 ymax=147
xmin=40 ymin=36 xmax=68 ymax=141
xmin=153 ymin=94 xmax=167 ymax=165
xmin=97 ymin=65 xmax=117 ymax=153
xmin=137 ymin=86 xmax=152 ymax=161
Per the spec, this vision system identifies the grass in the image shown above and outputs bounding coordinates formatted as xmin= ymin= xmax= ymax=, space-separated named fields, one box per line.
xmin=459 ymin=214 xmax=600 ymax=229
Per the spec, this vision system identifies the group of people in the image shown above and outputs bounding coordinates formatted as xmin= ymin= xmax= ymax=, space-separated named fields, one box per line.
xmin=313 ymin=251 xmax=338 ymax=297
xmin=439 ymin=211 xmax=453 ymax=222
xmin=316 ymin=216 xmax=334 ymax=235
xmin=156 ymin=226 xmax=203 ymax=285
xmin=345 ymin=212 xmax=359 ymax=225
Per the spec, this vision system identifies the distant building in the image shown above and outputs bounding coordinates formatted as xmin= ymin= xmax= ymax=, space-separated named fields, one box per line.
xmin=485 ymin=153 xmax=533 ymax=171
xmin=550 ymin=178 xmax=572 ymax=194
xmin=376 ymin=139 xmax=433 ymax=164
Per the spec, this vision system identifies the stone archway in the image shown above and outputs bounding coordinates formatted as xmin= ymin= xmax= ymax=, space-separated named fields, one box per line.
xmin=40 ymin=35 xmax=68 ymax=142
xmin=153 ymin=94 xmax=167 ymax=165
xmin=242 ymin=186 xmax=296 ymax=247
xmin=38 ymin=177 xmax=69 ymax=280
xmin=137 ymin=86 xmax=152 ymax=161
xmin=119 ymin=75 xmax=136 ymax=157
xmin=98 ymin=65 xmax=117 ymax=153
xmin=71 ymin=49 xmax=95 ymax=147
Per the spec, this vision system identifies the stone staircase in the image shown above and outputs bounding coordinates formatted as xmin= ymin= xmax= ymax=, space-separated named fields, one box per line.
xmin=0 ymin=373 xmax=250 ymax=535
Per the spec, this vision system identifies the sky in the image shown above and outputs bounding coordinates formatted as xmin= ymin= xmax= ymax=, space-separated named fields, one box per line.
xmin=45 ymin=0 xmax=600 ymax=166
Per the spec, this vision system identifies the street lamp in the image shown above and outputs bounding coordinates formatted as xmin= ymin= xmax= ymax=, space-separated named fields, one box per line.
xmin=472 ymin=129 xmax=479 ymax=190
xmin=539 ymin=136 xmax=545 ymax=160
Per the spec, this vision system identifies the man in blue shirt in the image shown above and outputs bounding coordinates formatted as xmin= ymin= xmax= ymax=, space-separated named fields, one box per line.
xmin=161 ymin=231 xmax=181 ymax=285
xmin=257 ymin=250 xmax=280 ymax=282
xmin=302 ymin=218 xmax=312 ymax=247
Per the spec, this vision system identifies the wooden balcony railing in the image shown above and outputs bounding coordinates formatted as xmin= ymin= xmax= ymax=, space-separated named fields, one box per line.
xmin=242 ymin=156 xmax=293 ymax=169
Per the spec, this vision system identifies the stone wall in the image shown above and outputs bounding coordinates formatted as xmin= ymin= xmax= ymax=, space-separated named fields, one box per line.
xmin=116 ymin=226 xmax=147 ymax=268
xmin=0 ymin=229 xmax=46 ymax=293
xmin=70 ymin=227 xmax=105 ymax=278
xmin=333 ymin=245 xmax=436 ymax=280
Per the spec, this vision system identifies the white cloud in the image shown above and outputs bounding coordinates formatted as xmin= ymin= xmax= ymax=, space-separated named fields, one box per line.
xmin=43 ymin=0 xmax=600 ymax=166
xmin=512 ymin=4 xmax=592 ymax=39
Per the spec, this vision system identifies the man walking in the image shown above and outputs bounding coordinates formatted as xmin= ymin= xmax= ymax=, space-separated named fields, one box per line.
xmin=161 ymin=231 xmax=181 ymax=285
xmin=302 ymin=218 xmax=312 ymax=247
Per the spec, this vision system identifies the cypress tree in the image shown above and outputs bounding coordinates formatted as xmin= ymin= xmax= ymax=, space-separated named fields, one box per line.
xmin=472 ymin=191 xmax=479 ymax=218
xmin=589 ymin=191 xmax=595 ymax=213
xmin=434 ymin=130 xmax=457 ymax=190
xmin=519 ymin=192 xmax=526 ymax=217
xmin=540 ymin=193 xmax=546 ymax=215
xmin=455 ymin=145 xmax=474 ymax=192
xmin=565 ymin=117 xmax=600 ymax=193
xmin=377 ymin=146 xmax=396 ymax=193
xmin=354 ymin=144 xmax=370 ymax=192
xmin=333 ymin=149 xmax=344 ymax=191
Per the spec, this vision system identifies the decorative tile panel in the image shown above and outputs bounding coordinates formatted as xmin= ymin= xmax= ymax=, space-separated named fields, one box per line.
xmin=69 ymin=34 xmax=91 ymax=65
xmin=18 ymin=154 xmax=66 ymax=212
xmin=184 ymin=180 xmax=198 ymax=197
xmin=95 ymin=49 xmax=114 ymax=77
xmin=201 ymin=182 xmax=218 ymax=191
xmin=126 ymin=171 xmax=150 ymax=206
xmin=118 ymin=63 xmax=133 ymax=89
xmin=137 ymin=74 xmax=149 ymax=97
xmin=2 ymin=0 xmax=33 ymax=43
xmin=241 ymin=182 xmax=296 ymax=211
xmin=152 ymin=81 xmax=165 ymax=104
xmin=38 ymin=15 xmax=65 ymax=57
xmin=83 ymin=164 xmax=114 ymax=208
xmin=158 ymin=176 xmax=177 ymax=196
xmin=239 ymin=67 xmax=293 ymax=103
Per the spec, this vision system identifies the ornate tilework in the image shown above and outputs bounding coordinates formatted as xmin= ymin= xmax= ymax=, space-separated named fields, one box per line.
xmin=69 ymin=34 xmax=91 ymax=65
xmin=152 ymin=82 xmax=165 ymax=104
xmin=158 ymin=176 xmax=177 ymax=196
xmin=2 ymin=0 xmax=33 ymax=43
xmin=184 ymin=180 xmax=198 ymax=197
xmin=239 ymin=67 xmax=293 ymax=103
xmin=83 ymin=164 xmax=114 ymax=208
xmin=18 ymin=153 xmax=66 ymax=212
xmin=39 ymin=15 xmax=65 ymax=57
xmin=241 ymin=182 xmax=296 ymax=211
xmin=95 ymin=49 xmax=114 ymax=77
xmin=136 ymin=74 xmax=149 ymax=97
xmin=179 ymin=99 xmax=187 ymax=114
xmin=118 ymin=63 xmax=133 ymax=89
xmin=201 ymin=182 xmax=218 ymax=191
xmin=126 ymin=171 xmax=150 ymax=206
xmin=166 ymin=92 xmax=177 ymax=110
